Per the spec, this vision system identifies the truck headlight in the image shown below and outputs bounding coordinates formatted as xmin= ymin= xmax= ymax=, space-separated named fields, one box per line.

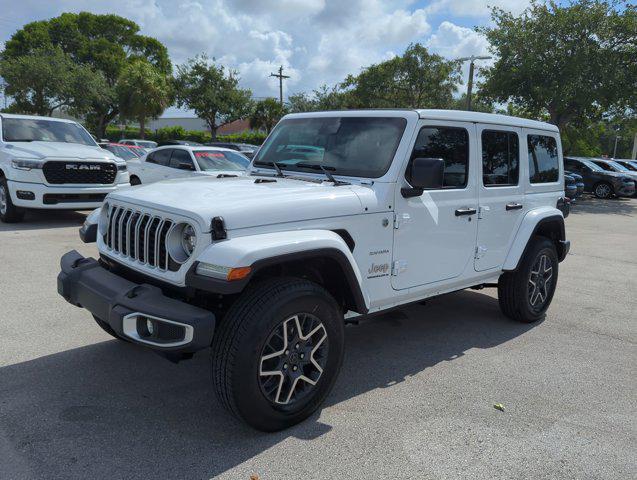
xmin=11 ymin=159 xmax=44 ymax=170
xmin=116 ymin=163 xmax=127 ymax=171
xmin=167 ymin=223 xmax=196 ymax=263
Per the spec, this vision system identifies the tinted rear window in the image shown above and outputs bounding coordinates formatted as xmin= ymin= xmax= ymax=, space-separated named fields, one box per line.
xmin=528 ymin=135 xmax=559 ymax=183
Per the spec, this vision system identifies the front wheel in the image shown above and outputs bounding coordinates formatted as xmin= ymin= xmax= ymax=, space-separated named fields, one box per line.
xmin=130 ymin=175 xmax=141 ymax=186
xmin=593 ymin=182 xmax=613 ymax=199
xmin=0 ymin=177 xmax=26 ymax=223
xmin=498 ymin=236 xmax=559 ymax=323
xmin=211 ymin=278 xmax=344 ymax=431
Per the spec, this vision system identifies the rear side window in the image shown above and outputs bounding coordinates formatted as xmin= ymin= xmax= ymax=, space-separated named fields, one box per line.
xmin=169 ymin=149 xmax=194 ymax=169
xmin=147 ymin=148 xmax=171 ymax=166
xmin=528 ymin=135 xmax=559 ymax=183
xmin=411 ymin=126 xmax=469 ymax=188
xmin=481 ymin=130 xmax=519 ymax=187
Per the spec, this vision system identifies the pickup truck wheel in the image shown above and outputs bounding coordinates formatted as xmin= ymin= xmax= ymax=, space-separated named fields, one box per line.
xmin=92 ymin=315 xmax=129 ymax=342
xmin=498 ymin=236 xmax=558 ymax=323
xmin=0 ymin=177 xmax=26 ymax=223
xmin=211 ymin=278 xmax=344 ymax=431
xmin=593 ymin=182 xmax=613 ymax=199
xmin=130 ymin=176 xmax=141 ymax=186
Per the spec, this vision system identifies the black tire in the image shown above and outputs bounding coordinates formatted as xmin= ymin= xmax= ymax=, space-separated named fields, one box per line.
xmin=593 ymin=182 xmax=613 ymax=199
xmin=498 ymin=236 xmax=559 ymax=323
xmin=130 ymin=176 xmax=141 ymax=186
xmin=211 ymin=277 xmax=344 ymax=431
xmin=0 ymin=176 xmax=26 ymax=223
xmin=92 ymin=315 xmax=129 ymax=342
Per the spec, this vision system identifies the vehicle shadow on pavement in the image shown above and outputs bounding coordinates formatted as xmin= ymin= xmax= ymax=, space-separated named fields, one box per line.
xmin=570 ymin=196 xmax=636 ymax=216
xmin=0 ymin=290 xmax=536 ymax=479
xmin=0 ymin=210 xmax=87 ymax=232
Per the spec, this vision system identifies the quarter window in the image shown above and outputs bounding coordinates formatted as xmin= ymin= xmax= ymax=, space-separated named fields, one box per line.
xmin=481 ymin=130 xmax=519 ymax=187
xmin=169 ymin=149 xmax=194 ymax=169
xmin=147 ymin=148 xmax=171 ymax=166
xmin=528 ymin=135 xmax=559 ymax=183
xmin=409 ymin=126 xmax=469 ymax=189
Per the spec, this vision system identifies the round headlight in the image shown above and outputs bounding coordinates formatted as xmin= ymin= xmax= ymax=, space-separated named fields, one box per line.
xmin=181 ymin=224 xmax=197 ymax=256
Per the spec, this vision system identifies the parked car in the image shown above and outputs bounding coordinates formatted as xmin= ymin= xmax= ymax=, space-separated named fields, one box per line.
xmin=206 ymin=142 xmax=259 ymax=159
xmin=614 ymin=159 xmax=637 ymax=172
xmin=127 ymin=145 xmax=249 ymax=185
xmin=564 ymin=174 xmax=578 ymax=200
xmin=0 ymin=114 xmax=129 ymax=223
xmin=119 ymin=139 xmax=158 ymax=152
xmin=99 ymin=142 xmax=145 ymax=161
xmin=60 ymin=110 xmax=571 ymax=431
xmin=157 ymin=140 xmax=202 ymax=147
xmin=590 ymin=158 xmax=637 ymax=189
xmin=564 ymin=170 xmax=584 ymax=198
xmin=564 ymin=157 xmax=635 ymax=198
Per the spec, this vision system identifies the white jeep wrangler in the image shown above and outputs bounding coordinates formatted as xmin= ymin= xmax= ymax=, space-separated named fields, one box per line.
xmin=58 ymin=110 xmax=570 ymax=431
xmin=0 ymin=114 xmax=129 ymax=223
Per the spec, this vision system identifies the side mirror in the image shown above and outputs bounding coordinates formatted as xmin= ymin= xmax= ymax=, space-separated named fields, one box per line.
xmin=178 ymin=162 xmax=194 ymax=171
xmin=402 ymin=157 xmax=445 ymax=198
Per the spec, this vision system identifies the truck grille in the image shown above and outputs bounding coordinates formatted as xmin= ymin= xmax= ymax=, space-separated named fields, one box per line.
xmin=43 ymin=161 xmax=117 ymax=184
xmin=104 ymin=205 xmax=174 ymax=271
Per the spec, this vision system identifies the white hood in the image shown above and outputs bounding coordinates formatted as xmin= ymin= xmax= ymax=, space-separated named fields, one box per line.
xmin=4 ymin=141 xmax=117 ymax=162
xmin=108 ymin=175 xmax=368 ymax=231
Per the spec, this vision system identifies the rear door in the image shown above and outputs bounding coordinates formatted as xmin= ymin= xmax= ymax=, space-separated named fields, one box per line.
xmin=141 ymin=148 xmax=172 ymax=183
xmin=168 ymin=149 xmax=197 ymax=178
xmin=475 ymin=124 xmax=525 ymax=271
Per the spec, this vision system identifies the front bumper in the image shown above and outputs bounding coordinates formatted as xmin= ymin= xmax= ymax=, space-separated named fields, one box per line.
xmin=57 ymin=250 xmax=215 ymax=353
xmin=615 ymin=182 xmax=635 ymax=197
xmin=7 ymin=180 xmax=129 ymax=209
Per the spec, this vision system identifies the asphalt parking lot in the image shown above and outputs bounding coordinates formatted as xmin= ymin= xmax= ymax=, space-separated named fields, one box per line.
xmin=1 ymin=196 xmax=635 ymax=480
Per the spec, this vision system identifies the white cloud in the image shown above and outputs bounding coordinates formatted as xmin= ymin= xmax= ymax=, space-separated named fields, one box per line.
xmin=426 ymin=0 xmax=531 ymax=18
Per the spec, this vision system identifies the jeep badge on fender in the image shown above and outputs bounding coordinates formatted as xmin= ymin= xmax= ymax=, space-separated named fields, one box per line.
xmin=57 ymin=109 xmax=569 ymax=432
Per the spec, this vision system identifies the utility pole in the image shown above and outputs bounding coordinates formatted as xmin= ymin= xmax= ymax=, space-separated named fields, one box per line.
xmin=456 ymin=55 xmax=492 ymax=111
xmin=270 ymin=66 xmax=290 ymax=106
xmin=613 ymin=136 xmax=620 ymax=159
xmin=631 ymin=132 xmax=637 ymax=160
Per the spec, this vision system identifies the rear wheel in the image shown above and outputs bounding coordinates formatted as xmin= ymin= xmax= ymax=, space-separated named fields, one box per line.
xmin=498 ymin=236 xmax=558 ymax=323
xmin=593 ymin=182 xmax=613 ymax=199
xmin=0 ymin=177 xmax=26 ymax=223
xmin=211 ymin=278 xmax=344 ymax=431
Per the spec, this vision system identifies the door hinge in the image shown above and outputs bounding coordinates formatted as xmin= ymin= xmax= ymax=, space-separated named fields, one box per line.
xmin=475 ymin=245 xmax=488 ymax=259
xmin=393 ymin=212 xmax=411 ymax=229
xmin=391 ymin=260 xmax=407 ymax=276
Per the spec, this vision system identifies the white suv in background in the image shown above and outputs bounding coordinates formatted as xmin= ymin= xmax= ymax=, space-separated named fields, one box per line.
xmin=118 ymin=139 xmax=158 ymax=152
xmin=127 ymin=145 xmax=249 ymax=185
xmin=0 ymin=114 xmax=129 ymax=223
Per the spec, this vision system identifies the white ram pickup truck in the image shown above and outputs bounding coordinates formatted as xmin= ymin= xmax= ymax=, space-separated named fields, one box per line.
xmin=58 ymin=110 xmax=570 ymax=431
xmin=0 ymin=114 xmax=129 ymax=223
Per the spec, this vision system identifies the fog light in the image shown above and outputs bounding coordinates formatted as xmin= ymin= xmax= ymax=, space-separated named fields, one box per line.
xmin=16 ymin=190 xmax=35 ymax=200
xmin=146 ymin=318 xmax=155 ymax=336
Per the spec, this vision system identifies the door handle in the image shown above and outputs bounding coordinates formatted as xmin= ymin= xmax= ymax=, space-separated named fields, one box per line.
xmin=505 ymin=203 xmax=523 ymax=211
xmin=455 ymin=207 xmax=477 ymax=216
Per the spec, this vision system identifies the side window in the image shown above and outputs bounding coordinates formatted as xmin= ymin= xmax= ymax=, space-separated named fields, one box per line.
xmin=148 ymin=148 xmax=171 ymax=166
xmin=528 ymin=135 xmax=559 ymax=183
xmin=410 ymin=126 xmax=469 ymax=189
xmin=481 ymin=130 xmax=519 ymax=187
xmin=169 ymin=149 xmax=194 ymax=169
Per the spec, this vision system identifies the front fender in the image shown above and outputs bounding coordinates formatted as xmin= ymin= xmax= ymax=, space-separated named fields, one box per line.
xmin=502 ymin=207 xmax=566 ymax=271
xmin=187 ymin=230 xmax=369 ymax=310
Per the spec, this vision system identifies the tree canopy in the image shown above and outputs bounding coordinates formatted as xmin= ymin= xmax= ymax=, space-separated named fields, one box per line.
xmin=2 ymin=12 xmax=171 ymax=136
xmin=174 ymin=55 xmax=253 ymax=139
xmin=250 ymin=98 xmax=286 ymax=133
xmin=479 ymin=0 xmax=637 ymax=130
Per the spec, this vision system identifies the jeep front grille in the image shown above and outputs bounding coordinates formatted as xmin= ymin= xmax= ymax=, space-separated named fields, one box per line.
xmin=104 ymin=205 xmax=174 ymax=271
xmin=43 ymin=161 xmax=117 ymax=184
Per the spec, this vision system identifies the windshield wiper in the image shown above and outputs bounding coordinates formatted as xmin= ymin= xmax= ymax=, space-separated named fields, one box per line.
xmin=6 ymin=139 xmax=35 ymax=142
xmin=296 ymin=163 xmax=349 ymax=186
xmin=253 ymin=160 xmax=285 ymax=177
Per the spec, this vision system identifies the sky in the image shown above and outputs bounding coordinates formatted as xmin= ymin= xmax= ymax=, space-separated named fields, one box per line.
xmin=0 ymin=0 xmax=536 ymax=116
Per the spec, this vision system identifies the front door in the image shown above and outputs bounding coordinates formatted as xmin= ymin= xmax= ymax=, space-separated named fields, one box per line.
xmin=392 ymin=121 xmax=479 ymax=290
xmin=474 ymin=125 xmax=525 ymax=271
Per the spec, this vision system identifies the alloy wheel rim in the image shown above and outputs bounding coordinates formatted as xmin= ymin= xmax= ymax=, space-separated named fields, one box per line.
xmin=528 ymin=254 xmax=553 ymax=310
xmin=259 ymin=313 xmax=329 ymax=406
xmin=0 ymin=184 xmax=7 ymax=215
xmin=596 ymin=184 xmax=610 ymax=197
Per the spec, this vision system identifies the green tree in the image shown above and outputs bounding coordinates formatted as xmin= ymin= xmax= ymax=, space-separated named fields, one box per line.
xmin=2 ymin=12 xmax=171 ymax=137
xmin=174 ymin=55 xmax=253 ymax=139
xmin=0 ymin=46 xmax=107 ymax=116
xmin=342 ymin=43 xmax=461 ymax=109
xmin=478 ymin=0 xmax=637 ymax=131
xmin=117 ymin=59 xmax=171 ymax=139
xmin=450 ymin=92 xmax=495 ymax=113
xmin=250 ymin=98 xmax=286 ymax=133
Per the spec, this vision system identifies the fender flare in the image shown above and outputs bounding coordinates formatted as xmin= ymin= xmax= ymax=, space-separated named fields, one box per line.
xmin=186 ymin=229 xmax=369 ymax=312
xmin=502 ymin=208 xmax=567 ymax=271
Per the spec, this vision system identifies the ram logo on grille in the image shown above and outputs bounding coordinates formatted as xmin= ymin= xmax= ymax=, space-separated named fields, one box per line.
xmin=65 ymin=164 xmax=102 ymax=170
xmin=105 ymin=205 xmax=174 ymax=271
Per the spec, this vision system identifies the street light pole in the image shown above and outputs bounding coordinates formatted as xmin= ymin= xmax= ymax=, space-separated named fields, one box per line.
xmin=456 ymin=55 xmax=492 ymax=111
xmin=613 ymin=136 xmax=620 ymax=159
xmin=270 ymin=66 xmax=290 ymax=106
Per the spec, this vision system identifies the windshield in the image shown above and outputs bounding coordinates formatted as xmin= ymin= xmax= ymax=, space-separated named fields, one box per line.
xmin=136 ymin=141 xmax=157 ymax=149
xmin=253 ymin=116 xmax=407 ymax=178
xmin=620 ymin=161 xmax=637 ymax=171
xmin=2 ymin=118 xmax=96 ymax=146
xmin=580 ymin=159 xmax=604 ymax=171
xmin=605 ymin=160 xmax=629 ymax=171
xmin=193 ymin=150 xmax=249 ymax=171
xmin=106 ymin=145 xmax=138 ymax=160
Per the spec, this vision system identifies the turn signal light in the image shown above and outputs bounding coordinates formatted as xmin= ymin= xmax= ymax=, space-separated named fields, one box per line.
xmin=227 ymin=267 xmax=252 ymax=281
